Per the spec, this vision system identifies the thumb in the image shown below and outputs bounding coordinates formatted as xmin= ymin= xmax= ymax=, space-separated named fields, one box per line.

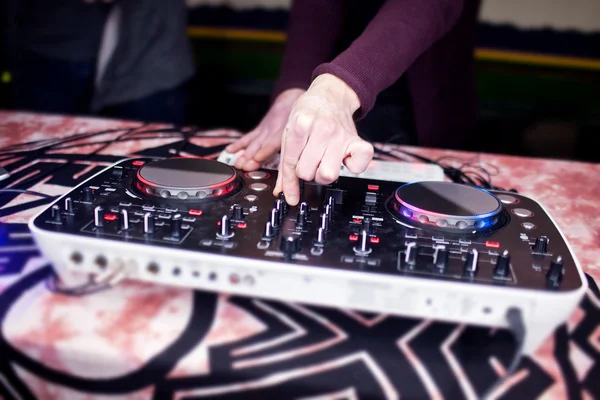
xmin=343 ymin=139 xmax=374 ymax=174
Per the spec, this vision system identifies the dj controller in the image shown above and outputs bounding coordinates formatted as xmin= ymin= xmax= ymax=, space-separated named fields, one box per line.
xmin=29 ymin=157 xmax=587 ymax=354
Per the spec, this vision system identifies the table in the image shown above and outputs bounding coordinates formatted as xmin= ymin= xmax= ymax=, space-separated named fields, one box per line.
xmin=0 ymin=111 xmax=599 ymax=400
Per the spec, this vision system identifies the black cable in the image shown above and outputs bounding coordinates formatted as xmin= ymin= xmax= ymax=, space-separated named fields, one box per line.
xmin=481 ymin=307 xmax=526 ymax=400
xmin=44 ymin=272 xmax=112 ymax=296
xmin=0 ymin=188 xmax=57 ymax=199
xmin=374 ymin=145 xmax=518 ymax=193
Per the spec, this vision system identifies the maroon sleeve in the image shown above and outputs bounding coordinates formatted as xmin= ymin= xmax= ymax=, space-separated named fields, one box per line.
xmin=312 ymin=0 xmax=465 ymax=119
xmin=272 ymin=0 xmax=343 ymax=100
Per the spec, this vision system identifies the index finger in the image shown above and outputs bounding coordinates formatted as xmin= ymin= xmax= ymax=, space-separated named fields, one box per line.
xmin=279 ymin=114 xmax=312 ymax=205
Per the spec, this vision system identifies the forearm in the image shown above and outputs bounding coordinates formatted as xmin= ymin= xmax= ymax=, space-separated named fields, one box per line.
xmin=273 ymin=0 xmax=343 ymax=99
xmin=312 ymin=0 xmax=465 ymax=118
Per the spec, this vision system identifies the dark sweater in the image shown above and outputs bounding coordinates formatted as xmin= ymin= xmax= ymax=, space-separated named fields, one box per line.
xmin=274 ymin=0 xmax=481 ymax=149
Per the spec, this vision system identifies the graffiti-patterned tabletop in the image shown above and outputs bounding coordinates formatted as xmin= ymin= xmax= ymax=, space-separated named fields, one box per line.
xmin=0 ymin=111 xmax=599 ymax=400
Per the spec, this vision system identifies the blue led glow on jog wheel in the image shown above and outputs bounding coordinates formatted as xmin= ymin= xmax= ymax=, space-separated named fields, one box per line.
xmin=388 ymin=181 xmax=504 ymax=232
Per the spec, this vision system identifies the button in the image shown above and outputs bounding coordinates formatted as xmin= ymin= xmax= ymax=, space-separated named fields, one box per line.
xmin=244 ymin=195 xmax=258 ymax=202
xmin=367 ymin=184 xmax=379 ymax=191
xmin=349 ymin=234 xmax=359 ymax=241
xmin=249 ymin=183 xmax=269 ymax=192
xmin=119 ymin=202 xmax=132 ymax=207
xmin=522 ymin=222 xmax=536 ymax=230
xmin=512 ymin=208 xmax=533 ymax=218
xmin=342 ymin=256 xmax=354 ymax=263
xmin=485 ymin=241 xmax=500 ymax=248
xmin=189 ymin=209 xmax=202 ymax=216
xmin=497 ymin=194 xmax=518 ymax=204
xmin=370 ymin=237 xmax=380 ymax=244
xmin=183 ymin=217 xmax=196 ymax=223
xmin=246 ymin=171 xmax=269 ymax=180
xmin=367 ymin=259 xmax=379 ymax=266
xmin=133 ymin=161 xmax=145 ymax=166
xmin=104 ymin=213 xmax=117 ymax=221
xmin=165 ymin=208 xmax=179 ymax=213
xmin=200 ymin=239 xmax=213 ymax=246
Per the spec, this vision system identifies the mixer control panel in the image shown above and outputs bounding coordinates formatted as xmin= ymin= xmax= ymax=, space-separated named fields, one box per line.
xmin=31 ymin=157 xmax=583 ymax=293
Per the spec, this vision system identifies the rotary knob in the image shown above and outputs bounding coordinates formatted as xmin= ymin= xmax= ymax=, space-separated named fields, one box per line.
xmin=94 ymin=206 xmax=105 ymax=228
xmin=143 ymin=212 xmax=155 ymax=234
xmin=546 ymin=256 xmax=564 ymax=286
xmin=296 ymin=209 xmax=307 ymax=229
xmin=51 ymin=205 xmax=62 ymax=222
xmin=315 ymin=227 xmax=326 ymax=245
xmin=320 ymin=213 xmax=329 ymax=231
xmin=217 ymin=215 xmax=234 ymax=239
xmin=83 ymin=187 xmax=94 ymax=203
xmin=263 ymin=221 xmax=274 ymax=238
xmin=232 ymin=204 xmax=244 ymax=221
xmin=64 ymin=197 xmax=74 ymax=213
xmin=404 ymin=242 xmax=419 ymax=265
xmin=494 ymin=250 xmax=511 ymax=278
xmin=532 ymin=236 xmax=549 ymax=253
xmin=433 ymin=245 xmax=448 ymax=270
xmin=270 ymin=208 xmax=280 ymax=229
xmin=464 ymin=249 xmax=479 ymax=275
xmin=280 ymin=235 xmax=301 ymax=255
xmin=171 ymin=214 xmax=182 ymax=238
xmin=119 ymin=209 xmax=130 ymax=230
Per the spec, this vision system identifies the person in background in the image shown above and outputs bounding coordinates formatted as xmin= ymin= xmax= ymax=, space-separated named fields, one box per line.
xmin=4 ymin=0 xmax=194 ymax=126
xmin=226 ymin=0 xmax=481 ymax=206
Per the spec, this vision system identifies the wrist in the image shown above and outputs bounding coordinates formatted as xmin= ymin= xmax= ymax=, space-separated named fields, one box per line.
xmin=309 ymin=73 xmax=361 ymax=113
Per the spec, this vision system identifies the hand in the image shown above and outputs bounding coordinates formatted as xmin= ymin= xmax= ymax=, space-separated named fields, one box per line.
xmin=225 ymin=88 xmax=305 ymax=171
xmin=274 ymin=74 xmax=374 ymax=206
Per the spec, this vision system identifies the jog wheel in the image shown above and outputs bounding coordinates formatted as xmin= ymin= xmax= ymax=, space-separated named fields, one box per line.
xmin=387 ymin=181 xmax=505 ymax=232
xmin=133 ymin=158 xmax=241 ymax=201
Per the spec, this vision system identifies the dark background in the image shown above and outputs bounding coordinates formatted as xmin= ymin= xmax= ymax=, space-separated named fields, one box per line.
xmin=1 ymin=4 xmax=599 ymax=163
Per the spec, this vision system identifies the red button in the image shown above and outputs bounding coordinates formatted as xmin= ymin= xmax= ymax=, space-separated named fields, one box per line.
xmin=353 ymin=218 xmax=362 ymax=223
xmin=132 ymin=161 xmax=145 ymax=166
xmin=349 ymin=234 xmax=359 ymax=241
xmin=189 ymin=209 xmax=202 ymax=216
xmin=368 ymin=185 xmax=379 ymax=191
xmin=237 ymin=222 xmax=247 ymax=228
xmin=485 ymin=241 xmax=500 ymax=248
xmin=370 ymin=237 xmax=380 ymax=244
xmin=104 ymin=214 xmax=117 ymax=221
